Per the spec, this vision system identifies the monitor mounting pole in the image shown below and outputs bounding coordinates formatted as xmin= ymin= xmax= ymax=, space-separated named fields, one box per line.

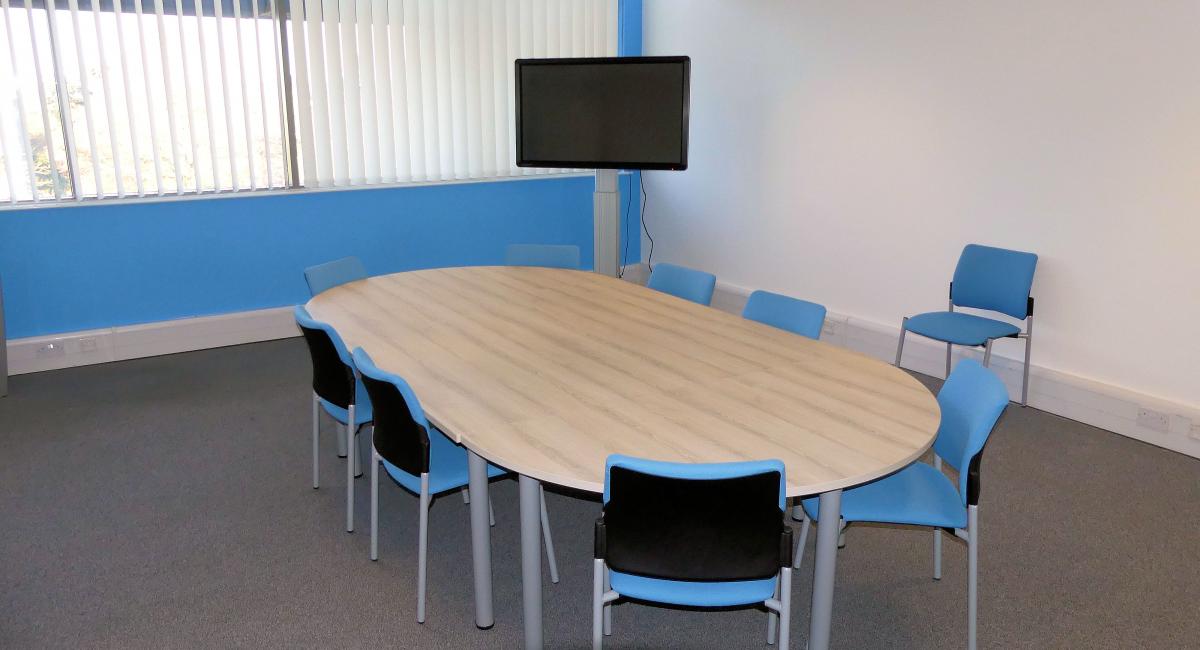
xmin=593 ymin=169 xmax=620 ymax=277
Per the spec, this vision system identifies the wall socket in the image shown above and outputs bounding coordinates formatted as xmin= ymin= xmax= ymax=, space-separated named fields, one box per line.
xmin=35 ymin=342 xmax=66 ymax=359
xmin=1136 ymin=407 xmax=1170 ymax=433
xmin=1191 ymin=422 xmax=1200 ymax=441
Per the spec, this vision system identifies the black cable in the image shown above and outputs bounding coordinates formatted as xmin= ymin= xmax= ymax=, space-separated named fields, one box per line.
xmin=618 ymin=171 xmax=634 ymax=278
xmin=640 ymin=171 xmax=654 ymax=272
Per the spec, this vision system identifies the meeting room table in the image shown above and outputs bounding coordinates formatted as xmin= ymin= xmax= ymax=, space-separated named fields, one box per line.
xmin=306 ymin=266 xmax=941 ymax=649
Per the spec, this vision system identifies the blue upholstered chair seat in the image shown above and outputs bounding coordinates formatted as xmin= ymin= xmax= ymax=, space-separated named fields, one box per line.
xmin=382 ymin=427 xmax=506 ymax=496
xmin=608 ymin=571 xmax=778 ymax=608
xmin=319 ymin=398 xmax=373 ymax=426
xmin=801 ymin=462 xmax=968 ymax=529
xmin=904 ymin=311 xmax=1020 ymax=347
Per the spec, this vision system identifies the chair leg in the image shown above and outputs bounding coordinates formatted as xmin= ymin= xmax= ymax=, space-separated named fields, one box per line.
xmin=540 ymin=486 xmax=559 ymax=584
xmin=792 ymin=512 xmax=810 ymax=570
xmin=352 ymin=426 xmax=364 ymax=478
xmin=791 ymin=503 xmax=803 ymax=521
xmin=592 ymin=559 xmax=605 ymax=650
xmin=982 ymin=340 xmax=993 ymax=368
xmin=838 ymin=518 xmax=847 ymax=549
xmin=778 ymin=567 xmax=792 ymax=649
xmin=346 ymin=407 xmax=355 ymax=533
xmin=934 ymin=454 xmax=943 ymax=580
xmin=933 ymin=528 xmax=942 ymax=580
xmin=370 ymin=450 xmax=379 ymax=561
xmin=945 ymin=342 xmax=953 ymax=379
xmin=894 ymin=318 xmax=908 ymax=367
xmin=311 ymin=393 xmax=320 ymax=489
xmin=1021 ymin=331 xmax=1033 ymax=407
xmin=767 ymin=579 xmax=780 ymax=645
xmin=603 ymin=565 xmax=612 ymax=635
xmin=417 ymin=473 xmax=431 ymax=623
xmin=968 ymin=505 xmax=979 ymax=650
xmin=462 ymin=486 xmax=470 ymax=504
xmin=489 ymin=495 xmax=495 ymax=527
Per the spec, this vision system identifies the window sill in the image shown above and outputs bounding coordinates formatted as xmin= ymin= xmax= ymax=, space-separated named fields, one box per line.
xmin=0 ymin=171 xmax=611 ymax=213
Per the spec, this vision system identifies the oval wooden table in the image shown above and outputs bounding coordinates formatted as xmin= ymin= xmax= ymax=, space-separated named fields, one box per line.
xmin=306 ymin=266 xmax=940 ymax=649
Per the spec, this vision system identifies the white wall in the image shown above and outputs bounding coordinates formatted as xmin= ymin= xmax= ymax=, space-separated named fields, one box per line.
xmin=643 ymin=0 xmax=1200 ymax=410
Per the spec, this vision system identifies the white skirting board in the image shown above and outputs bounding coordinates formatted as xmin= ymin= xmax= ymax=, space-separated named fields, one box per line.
xmin=6 ymin=271 xmax=1199 ymax=459
xmin=5 ymin=306 xmax=300 ymax=376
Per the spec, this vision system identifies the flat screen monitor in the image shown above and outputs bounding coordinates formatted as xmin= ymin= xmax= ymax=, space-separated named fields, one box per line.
xmin=515 ymin=56 xmax=690 ymax=170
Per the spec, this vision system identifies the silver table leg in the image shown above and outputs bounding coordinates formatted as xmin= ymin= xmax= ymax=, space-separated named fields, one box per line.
xmin=809 ymin=489 xmax=843 ymax=650
xmin=520 ymin=474 xmax=544 ymax=649
xmin=467 ymin=450 xmax=494 ymax=629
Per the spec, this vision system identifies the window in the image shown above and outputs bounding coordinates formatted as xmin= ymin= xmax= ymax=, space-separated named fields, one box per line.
xmin=0 ymin=0 xmax=618 ymax=205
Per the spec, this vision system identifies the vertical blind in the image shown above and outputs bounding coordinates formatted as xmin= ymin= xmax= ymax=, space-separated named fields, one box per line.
xmin=287 ymin=0 xmax=617 ymax=187
xmin=0 ymin=0 xmax=288 ymax=203
xmin=0 ymin=0 xmax=619 ymax=204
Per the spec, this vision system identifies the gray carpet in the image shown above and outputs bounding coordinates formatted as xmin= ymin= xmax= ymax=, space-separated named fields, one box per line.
xmin=1 ymin=338 xmax=1197 ymax=649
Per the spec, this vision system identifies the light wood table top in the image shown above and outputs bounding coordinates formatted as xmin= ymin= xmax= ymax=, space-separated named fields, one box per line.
xmin=306 ymin=266 xmax=940 ymax=497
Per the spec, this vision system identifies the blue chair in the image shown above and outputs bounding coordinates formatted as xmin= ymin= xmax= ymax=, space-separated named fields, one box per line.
xmin=742 ymin=290 xmax=827 ymax=340
xmin=793 ymin=359 xmax=1009 ymax=650
xmin=895 ymin=244 xmax=1037 ymax=405
xmin=304 ymin=256 xmax=368 ymax=297
xmin=304 ymin=256 xmax=369 ymax=459
xmin=294 ymin=306 xmax=372 ymax=533
xmin=646 ymin=263 xmax=716 ymax=306
xmin=353 ymin=347 xmax=559 ymax=622
xmin=504 ymin=243 xmax=582 ymax=270
xmin=592 ymin=455 xmax=793 ymax=648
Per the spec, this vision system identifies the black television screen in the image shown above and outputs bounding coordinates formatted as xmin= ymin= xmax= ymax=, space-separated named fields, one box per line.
xmin=515 ymin=56 xmax=690 ymax=170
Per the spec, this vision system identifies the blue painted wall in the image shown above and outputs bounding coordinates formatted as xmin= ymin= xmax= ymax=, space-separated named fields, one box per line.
xmin=0 ymin=0 xmax=645 ymax=340
xmin=0 ymin=175 xmax=642 ymax=339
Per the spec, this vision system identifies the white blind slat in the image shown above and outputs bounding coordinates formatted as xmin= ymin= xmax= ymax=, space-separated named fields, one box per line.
xmin=172 ymin=0 xmax=203 ymax=192
xmin=1 ymin=0 xmax=38 ymax=202
xmin=231 ymin=0 xmax=257 ymax=190
xmin=339 ymin=0 xmax=364 ymax=184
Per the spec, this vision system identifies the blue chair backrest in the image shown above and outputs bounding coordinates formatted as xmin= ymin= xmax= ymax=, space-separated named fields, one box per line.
xmin=931 ymin=359 xmax=1009 ymax=504
xmin=352 ymin=347 xmax=432 ymax=476
xmin=601 ymin=455 xmax=788 ymax=582
xmin=305 ymin=256 xmax=368 ymax=297
xmin=950 ymin=244 xmax=1037 ymax=319
xmin=504 ymin=244 xmax=581 ymax=270
xmin=742 ymin=290 xmax=827 ymax=340
xmin=293 ymin=306 xmax=370 ymax=411
xmin=646 ymin=263 xmax=717 ymax=306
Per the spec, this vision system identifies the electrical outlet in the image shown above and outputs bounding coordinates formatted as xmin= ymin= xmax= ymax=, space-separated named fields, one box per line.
xmin=1136 ymin=407 xmax=1169 ymax=433
xmin=35 ymin=342 xmax=66 ymax=359
xmin=76 ymin=337 xmax=99 ymax=353
xmin=822 ymin=320 xmax=840 ymax=337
